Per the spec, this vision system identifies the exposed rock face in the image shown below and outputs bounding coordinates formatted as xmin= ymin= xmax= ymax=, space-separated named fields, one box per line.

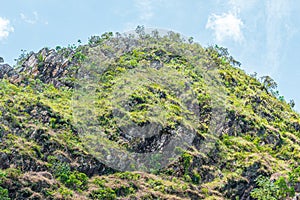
xmin=0 ymin=64 xmax=14 ymax=79
xmin=13 ymin=48 xmax=78 ymax=87
xmin=0 ymin=47 xmax=80 ymax=87
xmin=1 ymin=32 xmax=300 ymax=200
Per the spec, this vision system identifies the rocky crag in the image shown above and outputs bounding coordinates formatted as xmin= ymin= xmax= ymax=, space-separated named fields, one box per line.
xmin=0 ymin=29 xmax=300 ymax=200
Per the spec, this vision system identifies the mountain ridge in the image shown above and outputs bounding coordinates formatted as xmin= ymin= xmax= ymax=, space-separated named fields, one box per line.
xmin=0 ymin=29 xmax=300 ymax=200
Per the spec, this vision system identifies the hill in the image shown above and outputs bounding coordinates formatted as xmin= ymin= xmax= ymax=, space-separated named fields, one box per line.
xmin=0 ymin=28 xmax=300 ymax=200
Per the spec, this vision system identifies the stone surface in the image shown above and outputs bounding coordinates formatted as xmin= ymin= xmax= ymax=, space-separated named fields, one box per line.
xmin=0 ymin=64 xmax=14 ymax=79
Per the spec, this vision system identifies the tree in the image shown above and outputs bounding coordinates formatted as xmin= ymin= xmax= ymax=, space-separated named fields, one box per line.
xmin=88 ymin=32 xmax=113 ymax=47
xmin=289 ymin=99 xmax=295 ymax=108
xmin=88 ymin=35 xmax=101 ymax=46
xmin=0 ymin=57 xmax=4 ymax=63
xmin=260 ymin=76 xmax=278 ymax=91
xmin=188 ymin=37 xmax=194 ymax=44
xmin=151 ymin=30 xmax=159 ymax=40
xmin=135 ymin=25 xmax=145 ymax=37
xmin=206 ymin=45 xmax=241 ymax=67
xmin=167 ymin=31 xmax=182 ymax=42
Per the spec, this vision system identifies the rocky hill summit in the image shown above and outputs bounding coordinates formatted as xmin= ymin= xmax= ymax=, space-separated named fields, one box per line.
xmin=0 ymin=28 xmax=300 ymax=200
xmin=0 ymin=46 xmax=81 ymax=88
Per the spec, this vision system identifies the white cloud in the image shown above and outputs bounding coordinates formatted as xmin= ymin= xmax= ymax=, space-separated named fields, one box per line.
xmin=134 ymin=0 xmax=154 ymax=21
xmin=206 ymin=12 xmax=244 ymax=43
xmin=20 ymin=11 xmax=39 ymax=24
xmin=0 ymin=17 xmax=14 ymax=40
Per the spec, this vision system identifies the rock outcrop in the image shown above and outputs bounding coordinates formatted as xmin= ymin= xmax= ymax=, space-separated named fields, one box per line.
xmin=0 ymin=31 xmax=300 ymax=200
xmin=1 ymin=47 xmax=81 ymax=87
xmin=0 ymin=64 xmax=14 ymax=79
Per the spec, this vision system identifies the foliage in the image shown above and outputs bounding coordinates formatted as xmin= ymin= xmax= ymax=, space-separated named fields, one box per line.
xmin=53 ymin=162 xmax=88 ymax=191
xmin=14 ymin=49 xmax=34 ymax=66
xmin=88 ymin=32 xmax=113 ymax=46
xmin=289 ymin=99 xmax=295 ymax=108
xmin=250 ymin=173 xmax=298 ymax=200
xmin=90 ymin=187 xmax=116 ymax=200
xmin=260 ymin=76 xmax=278 ymax=92
xmin=182 ymin=152 xmax=192 ymax=174
xmin=0 ymin=171 xmax=10 ymax=200
xmin=0 ymin=26 xmax=300 ymax=199
xmin=90 ymin=178 xmax=117 ymax=199
xmin=206 ymin=45 xmax=241 ymax=67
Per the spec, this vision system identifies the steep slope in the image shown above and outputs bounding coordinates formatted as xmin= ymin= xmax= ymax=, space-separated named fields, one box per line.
xmin=0 ymin=29 xmax=300 ymax=200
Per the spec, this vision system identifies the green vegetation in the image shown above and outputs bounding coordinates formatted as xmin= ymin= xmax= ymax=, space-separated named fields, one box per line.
xmin=90 ymin=178 xmax=117 ymax=200
xmin=0 ymin=27 xmax=300 ymax=199
xmin=251 ymin=176 xmax=294 ymax=200
xmin=0 ymin=170 xmax=10 ymax=200
xmin=251 ymin=167 xmax=300 ymax=199
xmin=53 ymin=162 xmax=88 ymax=191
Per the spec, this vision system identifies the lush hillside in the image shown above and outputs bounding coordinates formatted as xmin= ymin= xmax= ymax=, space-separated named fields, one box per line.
xmin=0 ymin=28 xmax=300 ymax=200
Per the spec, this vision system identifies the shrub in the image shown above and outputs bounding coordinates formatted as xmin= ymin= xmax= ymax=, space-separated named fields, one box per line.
xmin=58 ymin=187 xmax=73 ymax=199
xmin=53 ymin=162 xmax=88 ymax=191
xmin=0 ymin=170 xmax=10 ymax=200
xmin=250 ymin=175 xmax=295 ymax=200
xmin=90 ymin=187 xmax=116 ymax=200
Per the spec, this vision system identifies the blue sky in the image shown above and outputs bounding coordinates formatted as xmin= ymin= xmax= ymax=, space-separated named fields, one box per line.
xmin=0 ymin=0 xmax=299 ymax=111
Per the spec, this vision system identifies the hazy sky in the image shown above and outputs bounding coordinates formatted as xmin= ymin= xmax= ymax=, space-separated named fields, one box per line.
xmin=0 ymin=0 xmax=299 ymax=110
